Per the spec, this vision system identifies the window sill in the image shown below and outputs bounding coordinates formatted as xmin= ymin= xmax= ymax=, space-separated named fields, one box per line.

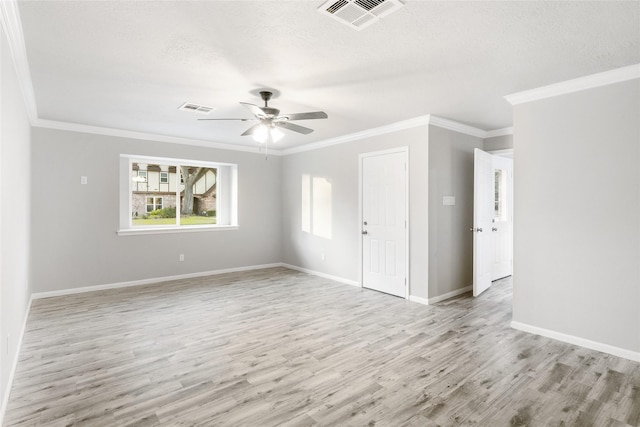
xmin=117 ymin=225 xmax=238 ymax=236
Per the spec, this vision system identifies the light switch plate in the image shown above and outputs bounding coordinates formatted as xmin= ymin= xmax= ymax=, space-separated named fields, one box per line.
xmin=443 ymin=196 xmax=455 ymax=206
xmin=80 ymin=176 xmax=88 ymax=185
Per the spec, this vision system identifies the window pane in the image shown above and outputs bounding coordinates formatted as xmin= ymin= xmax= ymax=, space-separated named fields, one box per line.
xmin=494 ymin=169 xmax=507 ymax=221
xmin=123 ymin=155 xmax=236 ymax=231
xmin=133 ymin=163 xmax=177 ymax=226
xmin=179 ymin=165 xmax=217 ymax=225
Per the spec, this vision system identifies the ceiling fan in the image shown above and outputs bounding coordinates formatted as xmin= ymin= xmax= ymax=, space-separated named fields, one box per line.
xmin=198 ymin=91 xmax=328 ymax=143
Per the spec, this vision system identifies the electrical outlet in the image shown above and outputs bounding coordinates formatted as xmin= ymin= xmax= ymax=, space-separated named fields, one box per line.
xmin=80 ymin=176 xmax=88 ymax=185
xmin=179 ymin=254 xmax=184 ymax=262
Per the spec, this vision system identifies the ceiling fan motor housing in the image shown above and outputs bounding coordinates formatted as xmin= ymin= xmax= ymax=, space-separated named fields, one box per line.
xmin=261 ymin=107 xmax=280 ymax=117
xmin=258 ymin=91 xmax=280 ymax=117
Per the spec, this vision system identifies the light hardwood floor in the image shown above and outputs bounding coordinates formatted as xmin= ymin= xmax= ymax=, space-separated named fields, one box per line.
xmin=4 ymin=267 xmax=640 ymax=426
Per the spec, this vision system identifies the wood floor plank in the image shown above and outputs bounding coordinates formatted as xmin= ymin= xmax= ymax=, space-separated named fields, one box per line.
xmin=4 ymin=268 xmax=639 ymax=426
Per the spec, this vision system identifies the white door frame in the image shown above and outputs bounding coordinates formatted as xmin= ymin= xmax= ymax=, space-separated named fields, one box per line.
xmin=358 ymin=147 xmax=410 ymax=299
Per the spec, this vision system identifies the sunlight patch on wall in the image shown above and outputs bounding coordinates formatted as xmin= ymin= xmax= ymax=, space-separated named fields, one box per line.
xmin=301 ymin=174 xmax=333 ymax=239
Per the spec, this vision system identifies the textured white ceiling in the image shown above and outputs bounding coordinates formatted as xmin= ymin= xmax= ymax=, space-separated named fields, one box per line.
xmin=16 ymin=1 xmax=640 ymax=149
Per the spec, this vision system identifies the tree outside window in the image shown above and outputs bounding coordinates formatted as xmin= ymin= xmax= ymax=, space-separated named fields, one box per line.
xmin=130 ymin=162 xmax=217 ymax=226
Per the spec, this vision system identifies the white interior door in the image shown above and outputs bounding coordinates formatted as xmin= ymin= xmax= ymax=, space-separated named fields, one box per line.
xmin=361 ymin=149 xmax=407 ymax=298
xmin=491 ymin=155 xmax=513 ymax=280
xmin=473 ymin=148 xmax=494 ymax=296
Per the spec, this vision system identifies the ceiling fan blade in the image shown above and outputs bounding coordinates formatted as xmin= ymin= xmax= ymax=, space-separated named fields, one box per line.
xmin=241 ymin=123 xmax=264 ymax=136
xmin=280 ymin=111 xmax=328 ymax=121
xmin=197 ymin=118 xmax=254 ymax=121
xmin=240 ymin=102 xmax=267 ymax=118
xmin=274 ymin=121 xmax=314 ymax=135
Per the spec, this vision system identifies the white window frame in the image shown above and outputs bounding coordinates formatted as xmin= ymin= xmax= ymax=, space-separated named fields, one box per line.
xmin=159 ymin=171 xmax=168 ymax=184
xmin=118 ymin=154 xmax=238 ymax=235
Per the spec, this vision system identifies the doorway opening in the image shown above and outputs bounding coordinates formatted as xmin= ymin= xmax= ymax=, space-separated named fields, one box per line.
xmin=473 ymin=148 xmax=513 ymax=297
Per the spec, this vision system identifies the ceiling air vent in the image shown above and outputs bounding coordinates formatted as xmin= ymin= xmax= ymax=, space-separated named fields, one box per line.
xmin=318 ymin=0 xmax=405 ymax=30
xmin=178 ymin=102 xmax=215 ymax=115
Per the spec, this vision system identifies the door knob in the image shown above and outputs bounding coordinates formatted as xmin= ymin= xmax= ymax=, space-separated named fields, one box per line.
xmin=492 ymin=227 xmax=498 ymax=232
xmin=469 ymin=228 xmax=482 ymax=232
xmin=362 ymin=230 xmax=368 ymax=235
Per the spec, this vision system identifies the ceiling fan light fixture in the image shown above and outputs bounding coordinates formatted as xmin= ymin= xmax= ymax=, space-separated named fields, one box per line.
xmin=270 ymin=127 xmax=284 ymax=142
xmin=252 ymin=124 xmax=269 ymax=143
xmin=252 ymin=125 xmax=284 ymax=144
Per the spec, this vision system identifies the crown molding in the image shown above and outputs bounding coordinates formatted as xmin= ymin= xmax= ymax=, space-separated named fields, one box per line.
xmin=485 ymin=127 xmax=514 ymax=138
xmin=281 ymin=115 xmax=510 ymax=156
xmin=428 ymin=115 xmax=486 ymax=138
xmin=37 ymin=114 xmax=505 ymax=158
xmin=33 ymin=118 xmax=282 ymax=155
xmin=505 ymin=64 xmax=640 ymax=105
xmin=0 ymin=0 xmax=38 ymax=123
xmin=280 ymin=115 xmax=431 ymax=155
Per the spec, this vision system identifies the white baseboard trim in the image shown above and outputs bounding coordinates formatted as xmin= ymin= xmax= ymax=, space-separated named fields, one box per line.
xmin=408 ymin=295 xmax=429 ymax=306
xmin=428 ymin=285 xmax=472 ymax=304
xmin=511 ymin=321 xmax=640 ymax=363
xmin=0 ymin=294 xmax=33 ymax=426
xmin=31 ymin=263 xmax=284 ymax=299
xmin=281 ymin=264 xmax=360 ymax=287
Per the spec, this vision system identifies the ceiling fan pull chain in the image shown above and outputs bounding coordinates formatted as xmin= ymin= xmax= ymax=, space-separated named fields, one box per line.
xmin=265 ymin=135 xmax=269 ymax=160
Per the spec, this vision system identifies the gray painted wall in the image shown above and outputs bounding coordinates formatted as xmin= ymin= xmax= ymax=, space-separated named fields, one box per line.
xmin=484 ymin=134 xmax=513 ymax=151
xmin=30 ymin=128 xmax=282 ymax=293
xmin=1 ymin=29 xmax=32 ymax=406
xmin=512 ymin=79 xmax=640 ymax=353
xmin=281 ymin=126 xmax=430 ymax=298
xmin=428 ymin=126 xmax=484 ymax=298
xmin=30 ymin=119 xmax=484 ymax=305
xmin=281 ymin=124 xmax=483 ymax=301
